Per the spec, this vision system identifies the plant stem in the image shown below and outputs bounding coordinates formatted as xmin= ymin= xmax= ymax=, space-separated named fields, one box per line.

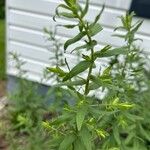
xmin=121 ymin=29 xmax=132 ymax=77
xmin=84 ymin=49 xmax=94 ymax=95
xmin=77 ymin=15 xmax=95 ymax=95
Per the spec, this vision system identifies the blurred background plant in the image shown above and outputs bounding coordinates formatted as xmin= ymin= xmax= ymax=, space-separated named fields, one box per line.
xmin=100 ymin=12 xmax=150 ymax=150
xmin=4 ymin=52 xmax=51 ymax=149
xmin=0 ymin=0 xmax=5 ymax=19
xmin=43 ymin=27 xmax=75 ymax=112
xmin=0 ymin=0 xmax=6 ymax=98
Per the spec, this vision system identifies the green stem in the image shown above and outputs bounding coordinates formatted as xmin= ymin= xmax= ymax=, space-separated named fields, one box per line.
xmin=121 ymin=29 xmax=132 ymax=77
xmin=77 ymin=15 xmax=95 ymax=95
xmin=84 ymin=49 xmax=94 ymax=95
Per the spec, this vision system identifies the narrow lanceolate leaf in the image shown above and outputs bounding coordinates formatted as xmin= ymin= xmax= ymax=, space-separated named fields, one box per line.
xmin=71 ymin=40 xmax=97 ymax=53
xmin=64 ymin=31 xmax=86 ymax=51
xmin=51 ymin=113 xmax=73 ymax=126
xmin=94 ymin=46 xmax=128 ymax=59
xmin=94 ymin=5 xmax=105 ymax=24
xmin=74 ymin=139 xmax=86 ymax=150
xmin=113 ymin=126 xmax=121 ymax=145
xmin=89 ymin=23 xmax=103 ymax=37
xmin=62 ymin=24 xmax=78 ymax=29
xmin=64 ymin=0 xmax=76 ymax=7
xmin=131 ymin=20 xmax=143 ymax=34
xmin=102 ymin=47 xmax=128 ymax=57
xmin=89 ymin=75 xmax=112 ymax=89
xmin=76 ymin=107 xmax=87 ymax=131
xmin=80 ymin=127 xmax=92 ymax=150
xmin=59 ymin=12 xmax=76 ymax=19
xmin=93 ymin=45 xmax=112 ymax=60
xmin=63 ymin=60 xmax=91 ymax=81
xmin=55 ymin=4 xmax=71 ymax=17
xmin=59 ymin=133 xmax=76 ymax=150
xmin=58 ymin=79 xmax=86 ymax=87
xmin=81 ymin=0 xmax=89 ymax=18
xmin=102 ymin=66 xmax=112 ymax=77
xmin=47 ymin=67 xmax=67 ymax=77
xmin=139 ymin=125 xmax=150 ymax=141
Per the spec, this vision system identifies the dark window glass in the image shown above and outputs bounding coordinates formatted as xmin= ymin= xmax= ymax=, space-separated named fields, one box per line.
xmin=130 ymin=0 xmax=150 ymax=19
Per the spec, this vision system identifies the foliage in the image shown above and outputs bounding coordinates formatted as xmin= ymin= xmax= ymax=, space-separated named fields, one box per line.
xmin=104 ymin=13 xmax=150 ymax=149
xmin=8 ymin=53 xmax=45 ymax=131
xmin=43 ymin=26 xmax=64 ymax=82
xmin=3 ymin=0 xmax=150 ymax=149
xmin=44 ymin=0 xmax=150 ymax=149
xmin=0 ymin=0 xmax=5 ymax=19
xmin=0 ymin=19 xmax=5 ymax=80
xmin=43 ymin=27 xmax=75 ymax=111
xmin=6 ymin=52 xmax=51 ymax=149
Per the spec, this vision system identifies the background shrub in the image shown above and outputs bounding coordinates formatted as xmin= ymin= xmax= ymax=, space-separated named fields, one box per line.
xmin=0 ymin=0 xmax=5 ymax=19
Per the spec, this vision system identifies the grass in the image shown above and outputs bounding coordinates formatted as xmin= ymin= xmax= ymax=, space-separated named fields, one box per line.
xmin=0 ymin=19 xmax=5 ymax=80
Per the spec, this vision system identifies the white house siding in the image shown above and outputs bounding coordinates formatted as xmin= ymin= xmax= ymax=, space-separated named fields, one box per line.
xmin=6 ymin=0 xmax=150 ymax=85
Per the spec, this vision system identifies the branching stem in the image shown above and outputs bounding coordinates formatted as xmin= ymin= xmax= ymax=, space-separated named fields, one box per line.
xmin=77 ymin=15 xmax=95 ymax=96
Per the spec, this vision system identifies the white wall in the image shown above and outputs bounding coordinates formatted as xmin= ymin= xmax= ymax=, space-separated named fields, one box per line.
xmin=6 ymin=0 xmax=150 ymax=84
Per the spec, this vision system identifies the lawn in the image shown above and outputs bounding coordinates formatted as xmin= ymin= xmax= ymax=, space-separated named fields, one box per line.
xmin=0 ymin=19 xmax=5 ymax=80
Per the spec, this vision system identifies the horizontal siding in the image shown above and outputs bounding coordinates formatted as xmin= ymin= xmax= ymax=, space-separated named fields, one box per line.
xmin=8 ymin=25 xmax=150 ymax=52
xmin=80 ymin=0 xmax=131 ymax=10
xmin=6 ymin=0 xmax=150 ymax=83
xmin=7 ymin=0 xmax=150 ymax=35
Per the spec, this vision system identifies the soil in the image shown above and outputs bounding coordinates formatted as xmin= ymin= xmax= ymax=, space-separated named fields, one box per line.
xmin=0 ymin=80 xmax=6 ymax=98
xmin=0 ymin=135 xmax=8 ymax=150
xmin=0 ymin=81 xmax=8 ymax=150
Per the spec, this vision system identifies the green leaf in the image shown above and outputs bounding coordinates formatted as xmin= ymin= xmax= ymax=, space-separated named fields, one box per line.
xmin=63 ymin=60 xmax=91 ymax=81
xmin=96 ymin=129 xmax=109 ymax=138
xmin=49 ymin=136 xmax=64 ymax=149
xmin=89 ymin=75 xmax=112 ymax=89
xmin=114 ymin=26 xmax=125 ymax=31
xmin=51 ymin=113 xmax=73 ymax=126
xmin=71 ymin=40 xmax=97 ymax=53
xmin=55 ymin=4 xmax=71 ymax=16
xmin=102 ymin=66 xmax=112 ymax=77
xmin=102 ymin=46 xmax=128 ymax=57
xmin=62 ymin=24 xmax=78 ymax=29
xmin=125 ymin=132 xmax=135 ymax=145
xmin=125 ymin=114 xmax=143 ymax=122
xmin=113 ymin=126 xmax=121 ymax=145
xmin=82 ymin=54 xmax=91 ymax=61
xmin=94 ymin=5 xmax=105 ymax=24
xmin=58 ymin=79 xmax=86 ymax=87
xmin=81 ymin=0 xmax=89 ymax=18
xmin=93 ymin=45 xmax=111 ymax=60
xmin=139 ymin=125 xmax=150 ymax=141
xmin=79 ymin=22 xmax=84 ymax=32
xmin=131 ymin=20 xmax=143 ymax=34
xmin=74 ymin=139 xmax=86 ymax=150
xmin=59 ymin=12 xmax=76 ymax=18
xmin=64 ymin=31 xmax=86 ymax=51
xmin=59 ymin=133 xmax=76 ymax=150
xmin=89 ymin=23 xmax=103 ymax=36
xmin=80 ymin=127 xmax=92 ymax=150
xmin=112 ymin=34 xmax=126 ymax=39
xmin=64 ymin=0 xmax=76 ymax=7
xmin=47 ymin=66 xmax=67 ymax=77
xmin=109 ymin=148 xmax=120 ymax=150
xmin=94 ymin=46 xmax=128 ymax=58
xmin=76 ymin=107 xmax=87 ymax=131
xmin=53 ymin=4 xmax=72 ymax=21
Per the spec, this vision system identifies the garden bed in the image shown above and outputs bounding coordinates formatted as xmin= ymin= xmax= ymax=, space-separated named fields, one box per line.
xmin=0 ymin=135 xmax=7 ymax=150
xmin=0 ymin=80 xmax=6 ymax=97
xmin=0 ymin=97 xmax=8 ymax=150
